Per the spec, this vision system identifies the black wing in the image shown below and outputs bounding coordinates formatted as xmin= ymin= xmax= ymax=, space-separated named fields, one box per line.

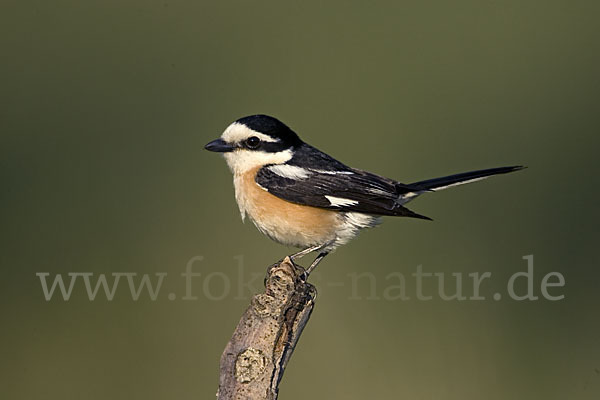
xmin=255 ymin=164 xmax=431 ymax=220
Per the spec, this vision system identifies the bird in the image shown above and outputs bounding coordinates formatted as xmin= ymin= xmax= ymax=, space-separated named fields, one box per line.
xmin=205 ymin=114 xmax=523 ymax=276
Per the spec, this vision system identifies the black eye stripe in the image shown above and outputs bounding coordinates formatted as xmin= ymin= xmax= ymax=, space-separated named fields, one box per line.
xmin=237 ymin=137 xmax=296 ymax=153
xmin=245 ymin=136 xmax=261 ymax=149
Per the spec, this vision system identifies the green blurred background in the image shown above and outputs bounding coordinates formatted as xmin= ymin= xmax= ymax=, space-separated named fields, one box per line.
xmin=2 ymin=1 xmax=599 ymax=399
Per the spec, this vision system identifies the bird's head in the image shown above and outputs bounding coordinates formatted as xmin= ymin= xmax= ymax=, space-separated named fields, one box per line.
xmin=205 ymin=115 xmax=303 ymax=174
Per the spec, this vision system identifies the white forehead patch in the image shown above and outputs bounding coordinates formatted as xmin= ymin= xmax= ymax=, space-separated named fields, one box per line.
xmin=268 ymin=164 xmax=312 ymax=180
xmin=221 ymin=122 xmax=279 ymax=144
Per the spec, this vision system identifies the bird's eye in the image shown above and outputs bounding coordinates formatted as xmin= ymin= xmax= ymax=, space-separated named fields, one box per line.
xmin=245 ymin=136 xmax=260 ymax=149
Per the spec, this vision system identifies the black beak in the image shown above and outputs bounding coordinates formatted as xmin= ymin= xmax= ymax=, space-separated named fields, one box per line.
xmin=204 ymin=138 xmax=234 ymax=153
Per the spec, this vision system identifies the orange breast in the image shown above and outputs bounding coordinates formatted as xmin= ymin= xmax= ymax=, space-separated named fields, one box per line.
xmin=235 ymin=167 xmax=339 ymax=248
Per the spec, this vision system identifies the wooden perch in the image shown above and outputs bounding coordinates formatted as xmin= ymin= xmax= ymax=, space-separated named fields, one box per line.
xmin=217 ymin=257 xmax=317 ymax=400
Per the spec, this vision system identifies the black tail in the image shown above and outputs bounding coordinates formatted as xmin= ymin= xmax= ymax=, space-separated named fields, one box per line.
xmin=409 ymin=166 xmax=525 ymax=192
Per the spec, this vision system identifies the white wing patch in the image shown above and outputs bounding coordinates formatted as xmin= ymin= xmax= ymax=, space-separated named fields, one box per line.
xmin=256 ymin=181 xmax=269 ymax=192
xmin=396 ymin=191 xmax=423 ymax=204
xmin=367 ymin=187 xmax=391 ymax=196
xmin=325 ymin=195 xmax=359 ymax=207
xmin=311 ymin=169 xmax=354 ymax=175
xmin=268 ymin=164 xmax=312 ymax=179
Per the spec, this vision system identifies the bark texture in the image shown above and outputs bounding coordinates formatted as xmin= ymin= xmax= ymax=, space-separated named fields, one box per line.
xmin=217 ymin=257 xmax=316 ymax=400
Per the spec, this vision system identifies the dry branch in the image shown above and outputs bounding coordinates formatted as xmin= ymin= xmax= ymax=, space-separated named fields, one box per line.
xmin=217 ymin=257 xmax=316 ymax=400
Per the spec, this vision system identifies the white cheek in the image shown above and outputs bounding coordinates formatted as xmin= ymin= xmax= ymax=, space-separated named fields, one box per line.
xmin=223 ymin=149 xmax=293 ymax=174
